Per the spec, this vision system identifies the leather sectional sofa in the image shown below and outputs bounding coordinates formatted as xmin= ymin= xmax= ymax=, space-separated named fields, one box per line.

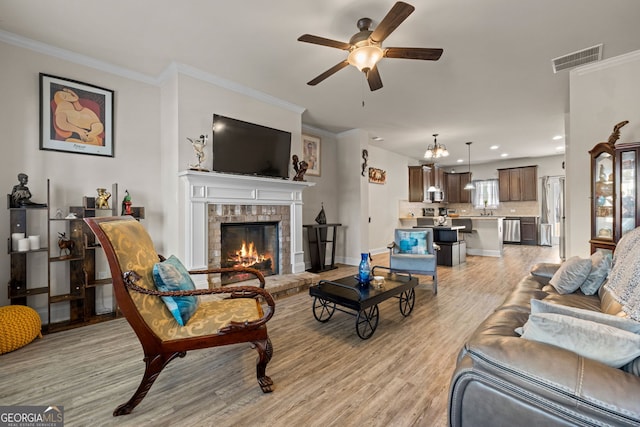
xmin=448 ymin=262 xmax=640 ymax=426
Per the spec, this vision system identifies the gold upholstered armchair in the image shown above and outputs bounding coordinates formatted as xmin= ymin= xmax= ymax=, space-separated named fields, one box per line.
xmin=84 ymin=216 xmax=275 ymax=416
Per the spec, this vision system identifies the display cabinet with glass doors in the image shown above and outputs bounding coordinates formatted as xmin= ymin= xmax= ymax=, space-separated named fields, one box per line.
xmin=615 ymin=142 xmax=640 ymax=243
xmin=589 ymin=142 xmax=616 ymax=253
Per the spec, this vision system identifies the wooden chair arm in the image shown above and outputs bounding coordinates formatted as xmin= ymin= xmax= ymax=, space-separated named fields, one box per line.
xmin=122 ymin=268 xmax=275 ymax=331
xmin=188 ymin=266 xmax=266 ymax=289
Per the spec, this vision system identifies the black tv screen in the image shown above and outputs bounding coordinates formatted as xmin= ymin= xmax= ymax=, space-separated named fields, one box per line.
xmin=212 ymin=114 xmax=291 ymax=179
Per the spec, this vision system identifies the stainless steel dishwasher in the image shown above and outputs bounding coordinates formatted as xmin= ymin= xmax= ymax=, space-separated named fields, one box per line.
xmin=503 ymin=217 xmax=521 ymax=243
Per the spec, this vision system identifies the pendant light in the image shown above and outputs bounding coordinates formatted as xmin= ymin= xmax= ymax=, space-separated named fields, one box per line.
xmin=463 ymin=141 xmax=475 ymax=190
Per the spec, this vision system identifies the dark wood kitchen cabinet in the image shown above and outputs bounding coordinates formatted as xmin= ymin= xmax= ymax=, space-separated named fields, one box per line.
xmin=520 ymin=217 xmax=538 ymax=245
xmin=444 ymin=172 xmax=471 ymax=204
xmin=408 ymin=166 xmax=425 ymax=202
xmin=498 ymin=166 xmax=537 ymax=202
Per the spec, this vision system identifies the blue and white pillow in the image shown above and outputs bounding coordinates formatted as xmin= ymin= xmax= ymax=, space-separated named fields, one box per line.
xmin=152 ymin=255 xmax=199 ymax=326
xmin=397 ymin=231 xmax=428 ymax=254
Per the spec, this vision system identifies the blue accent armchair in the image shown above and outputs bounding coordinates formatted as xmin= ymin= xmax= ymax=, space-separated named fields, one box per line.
xmin=387 ymin=228 xmax=438 ymax=294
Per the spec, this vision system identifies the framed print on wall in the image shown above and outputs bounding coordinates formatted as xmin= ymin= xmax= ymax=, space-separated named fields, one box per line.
xmin=302 ymin=134 xmax=321 ymax=176
xmin=39 ymin=73 xmax=114 ymax=157
xmin=369 ymin=167 xmax=386 ymax=184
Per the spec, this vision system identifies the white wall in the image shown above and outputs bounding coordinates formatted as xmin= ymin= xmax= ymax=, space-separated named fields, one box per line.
xmin=367 ymin=146 xmax=413 ymax=254
xmin=0 ymin=40 xmax=162 ymax=310
xmin=336 ymin=129 xmax=370 ymax=265
xmin=568 ymin=50 xmax=640 ymax=257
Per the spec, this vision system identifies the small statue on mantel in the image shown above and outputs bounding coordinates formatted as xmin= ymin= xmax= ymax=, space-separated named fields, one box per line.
xmin=188 ymin=135 xmax=209 ymax=171
xmin=291 ymin=154 xmax=308 ymax=181
xmin=10 ymin=173 xmax=46 ymax=208
xmin=607 ymin=120 xmax=629 ymax=146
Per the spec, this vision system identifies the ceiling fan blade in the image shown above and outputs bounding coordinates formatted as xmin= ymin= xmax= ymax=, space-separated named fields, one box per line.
xmin=297 ymin=34 xmax=351 ymax=50
xmin=307 ymin=60 xmax=350 ymax=86
xmin=384 ymin=47 xmax=444 ymax=60
xmin=370 ymin=1 xmax=415 ymax=44
xmin=366 ymin=66 xmax=383 ymax=91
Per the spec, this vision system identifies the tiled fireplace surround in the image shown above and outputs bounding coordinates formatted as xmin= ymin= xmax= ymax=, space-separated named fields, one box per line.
xmin=179 ymin=170 xmax=316 ymax=293
xmin=209 ymin=204 xmax=291 ymax=279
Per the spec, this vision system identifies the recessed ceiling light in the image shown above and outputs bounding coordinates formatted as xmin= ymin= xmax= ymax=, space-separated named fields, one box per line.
xmin=552 ymin=135 xmax=563 ymax=140
xmin=500 ymin=153 xmax=509 ymax=157
xmin=556 ymin=145 xmax=565 ymax=151
xmin=456 ymin=158 xmax=464 ymax=163
xmin=490 ymin=145 xmax=499 ymax=150
xmin=371 ymin=136 xmax=384 ymax=141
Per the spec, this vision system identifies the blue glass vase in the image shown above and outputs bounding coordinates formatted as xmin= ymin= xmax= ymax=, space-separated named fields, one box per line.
xmin=358 ymin=253 xmax=371 ymax=287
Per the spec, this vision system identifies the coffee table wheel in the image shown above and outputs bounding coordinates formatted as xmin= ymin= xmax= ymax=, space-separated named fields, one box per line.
xmin=355 ymin=305 xmax=379 ymax=340
xmin=312 ymin=297 xmax=335 ymax=322
xmin=399 ymin=288 xmax=416 ymax=317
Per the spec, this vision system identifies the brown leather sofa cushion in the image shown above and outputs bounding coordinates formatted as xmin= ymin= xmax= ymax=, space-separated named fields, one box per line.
xmin=529 ymin=262 xmax=560 ymax=284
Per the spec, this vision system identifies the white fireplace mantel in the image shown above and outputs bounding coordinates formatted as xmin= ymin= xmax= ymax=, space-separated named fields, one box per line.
xmin=179 ymin=170 xmax=314 ymax=283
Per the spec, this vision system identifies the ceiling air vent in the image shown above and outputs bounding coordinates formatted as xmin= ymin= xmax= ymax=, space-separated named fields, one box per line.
xmin=552 ymin=44 xmax=603 ymax=73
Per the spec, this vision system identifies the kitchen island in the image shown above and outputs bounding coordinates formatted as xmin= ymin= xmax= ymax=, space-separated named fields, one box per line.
xmin=452 ymin=216 xmax=504 ymax=257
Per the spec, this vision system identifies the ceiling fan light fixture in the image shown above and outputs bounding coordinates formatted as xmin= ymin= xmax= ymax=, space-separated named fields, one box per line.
xmin=348 ymin=45 xmax=384 ymax=72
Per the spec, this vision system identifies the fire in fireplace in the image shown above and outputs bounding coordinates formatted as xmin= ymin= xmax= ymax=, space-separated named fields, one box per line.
xmin=221 ymin=222 xmax=279 ymax=284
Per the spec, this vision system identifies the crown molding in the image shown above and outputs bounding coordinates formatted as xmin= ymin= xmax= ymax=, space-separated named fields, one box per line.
xmin=160 ymin=62 xmax=306 ymax=115
xmin=0 ymin=29 xmax=306 ymax=114
xmin=571 ymin=48 xmax=640 ymax=76
xmin=0 ymin=29 xmax=157 ymax=85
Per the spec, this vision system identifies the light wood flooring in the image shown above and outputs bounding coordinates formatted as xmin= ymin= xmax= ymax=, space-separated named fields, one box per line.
xmin=0 ymin=244 xmax=560 ymax=427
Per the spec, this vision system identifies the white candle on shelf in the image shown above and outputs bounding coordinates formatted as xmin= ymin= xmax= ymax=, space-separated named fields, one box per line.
xmin=17 ymin=238 xmax=30 ymax=252
xmin=28 ymin=235 xmax=40 ymax=250
xmin=11 ymin=233 xmax=25 ymax=251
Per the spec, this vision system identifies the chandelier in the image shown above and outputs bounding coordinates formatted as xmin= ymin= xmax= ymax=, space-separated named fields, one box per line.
xmin=424 ymin=133 xmax=449 ymax=159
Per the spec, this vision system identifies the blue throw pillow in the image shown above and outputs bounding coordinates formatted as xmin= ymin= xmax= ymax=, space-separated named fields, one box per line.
xmin=152 ymin=255 xmax=199 ymax=326
xmin=398 ymin=231 xmax=427 ymax=254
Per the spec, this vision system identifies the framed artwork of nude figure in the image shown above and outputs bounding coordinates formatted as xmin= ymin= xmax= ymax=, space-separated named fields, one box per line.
xmin=39 ymin=73 xmax=114 ymax=157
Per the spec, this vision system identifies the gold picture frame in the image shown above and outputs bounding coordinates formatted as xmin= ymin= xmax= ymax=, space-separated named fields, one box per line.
xmin=302 ymin=134 xmax=321 ymax=176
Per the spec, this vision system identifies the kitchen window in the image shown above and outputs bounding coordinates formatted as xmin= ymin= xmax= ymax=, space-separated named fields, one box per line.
xmin=472 ymin=179 xmax=500 ymax=209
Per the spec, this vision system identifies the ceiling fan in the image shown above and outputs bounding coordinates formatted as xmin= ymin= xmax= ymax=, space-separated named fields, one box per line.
xmin=297 ymin=1 xmax=443 ymax=91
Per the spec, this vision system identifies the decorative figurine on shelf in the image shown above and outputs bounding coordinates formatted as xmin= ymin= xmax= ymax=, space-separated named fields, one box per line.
xmin=607 ymin=120 xmax=629 ymax=146
xmin=9 ymin=173 xmax=46 ymax=208
xmin=121 ymin=189 xmax=132 ymax=215
xmin=95 ymin=188 xmax=111 ymax=209
xmin=291 ymin=154 xmax=309 ymax=181
xmin=57 ymin=232 xmax=75 ymax=257
xmin=361 ymin=149 xmax=369 ymax=176
xmin=187 ymin=134 xmax=209 ymax=171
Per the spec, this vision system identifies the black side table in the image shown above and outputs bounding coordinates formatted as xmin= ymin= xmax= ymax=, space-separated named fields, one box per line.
xmin=303 ymin=223 xmax=342 ymax=272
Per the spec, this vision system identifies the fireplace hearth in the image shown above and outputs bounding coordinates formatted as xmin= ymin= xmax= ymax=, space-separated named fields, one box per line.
xmin=221 ymin=222 xmax=279 ymax=284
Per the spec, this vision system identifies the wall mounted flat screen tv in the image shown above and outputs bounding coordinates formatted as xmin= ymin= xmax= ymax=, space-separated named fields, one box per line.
xmin=212 ymin=114 xmax=291 ymax=179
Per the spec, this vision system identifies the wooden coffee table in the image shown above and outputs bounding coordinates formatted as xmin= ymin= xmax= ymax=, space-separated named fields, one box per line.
xmin=308 ymin=266 xmax=419 ymax=339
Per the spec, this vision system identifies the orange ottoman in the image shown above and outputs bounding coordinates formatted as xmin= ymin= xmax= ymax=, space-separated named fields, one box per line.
xmin=0 ymin=305 xmax=42 ymax=354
